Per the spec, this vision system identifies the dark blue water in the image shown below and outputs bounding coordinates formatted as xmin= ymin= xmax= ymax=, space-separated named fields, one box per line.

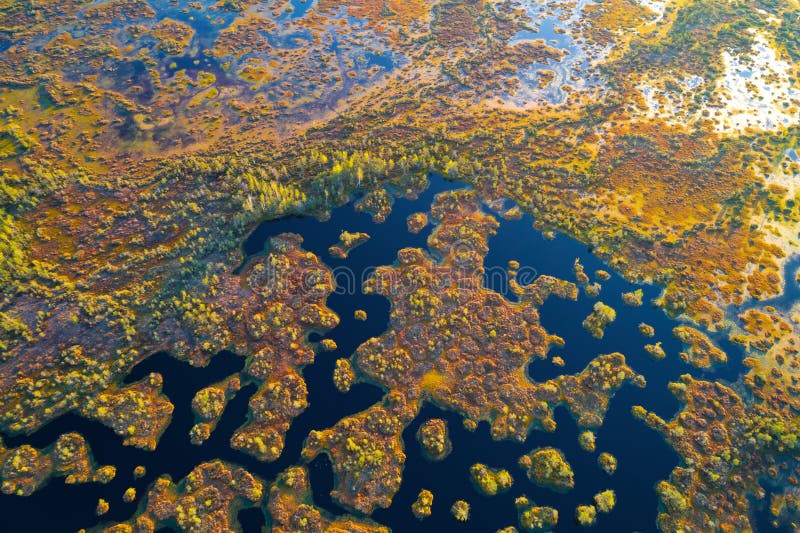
xmin=0 ymin=174 xmax=761 ymax=532
xmin=364 ymin=51 xmax=395 ymax=71
xmin=286 ymin=0 xmax=315 ymax=20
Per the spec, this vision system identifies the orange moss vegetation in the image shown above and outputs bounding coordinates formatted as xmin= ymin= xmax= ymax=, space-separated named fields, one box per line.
xmin=593 ymin=125 xmax=786 ymax=324
xmin=230 ymin=233 xmax=339 ymax=461
xmin=0 ymin=432 xmax=111 ymax=496
xmin=303 ymin=392 xmax=414 ymax=514
xmin=582 ymin=301 xmax=616 ymax=339
xmin=2 ymin=0 xmax=790 ymax=394
xmin=190 ymin=374 xmax=241 ymax=445
xmin=354 ymin=190 xmax=643 ymax=441
xmin=429 ymin=0 xmax=565 ymax=98
xmin=332 ymin=358 xmax=354 ymax=393
xmin=0 ymin=0 xmax=92 ymax=41
xmin=99 ymin=460 xmax=263 ymax=533
xmin=355 ymin=188 xmax=392 ymax=223
xmin=741 ymin=327 xmax=800 ymax=433
xmin=329 ymin=230 xmax=370 ymax=259
xmin=416 ymin=418 xmax=452 ymax=461
xmin=672 ymin=326 xmax=727 ymax=369
xmin=0 ymin=442 xmax=54 ymax=497
xmin=580 ymin=0 xmax=654 ymax=47
xmin=598 ymin=452 xmax=617 ymax=476
xmin=407 ymin=212 xmax=428 ymax=234
xmin=635 ymin=375 xmax=800 ymax=532
xmin=40 ymin=32 xmax=122 ymax=70
xmin=518 ymin=447 xmax=574 ymax=493
xmin=2 ymin=1 xmax=800 ymax=529
xmin=80 ymin=372 xmax=173 ymax=451
xmin=316 ymin=0 xmax=434 ymax=40
xmin=150 ymin=19 xmax=195 ymax=56
xmin=737 ymin=323 xmax=800 ymax=531
xmin=469 ymin=463 xmax=514 ymax=496
xmin=297 ymin=190 xmax=642 ymax=514
xmin=412 ymin=488 xmax=434 ymax=519
xmin=268 ymin=466 xmax=389 ymax=533
xmin=4 ymin=193 xmax=338 ymax=456
xmin=734 ymin=308 xmax=794 ymax=353
xmin=0 ymin=0 xmax=792 ymax=340
xmin=0 ymin=149 xmax=366 ymax=438
xmin=212 ymin=14 xmax=275 ymax=59
xmin=516 ymin=494 xmax=559 ymax=531
xmin=83 ymin=0 xmax=155 ymax=24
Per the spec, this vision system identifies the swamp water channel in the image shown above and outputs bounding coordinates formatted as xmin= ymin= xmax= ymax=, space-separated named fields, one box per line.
xmin=0 ymin=174 xmax=785 ymax=532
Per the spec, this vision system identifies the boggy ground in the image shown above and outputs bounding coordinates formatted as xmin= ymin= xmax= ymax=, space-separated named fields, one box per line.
xmin=1 ymin=0 xmax=800 ymax=531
